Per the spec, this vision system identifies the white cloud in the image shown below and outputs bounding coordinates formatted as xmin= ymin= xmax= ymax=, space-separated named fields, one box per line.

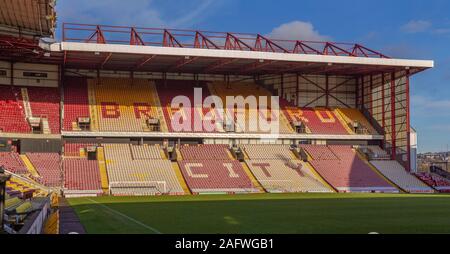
xmin=412 ymin=95 xmax=450 ymax=109
xmin=57 ymin=0 xmax=219 ymax=29
xmin=266 ymin=21 xmax=331 ymax=41
xmin=401 ymin=20 xmax=432 ymax=33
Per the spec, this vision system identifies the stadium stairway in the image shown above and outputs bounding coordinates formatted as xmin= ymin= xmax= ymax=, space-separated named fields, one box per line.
xmin=172 ymin=162 xmax=191 ymax=195
xmin=87 ymin=80 xmax=99 ymax=131
xmin=20 ymin=154 xmax=40 ymax=177
xmin=96 ymin=146 xmax=109 ymax=193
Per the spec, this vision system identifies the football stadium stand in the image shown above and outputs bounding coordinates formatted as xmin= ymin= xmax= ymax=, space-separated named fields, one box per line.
xmin=335 ymin=108 xmax=378 ymax=134
xmin=242 ymin=145 xmax=332 ymax=193
xmin=178 ymin=144 xmax=256 ymax=193
xmin=63 ymin=77 xmax=90 ymax=131
xmin=63 ymin=143 xmax=96 ymax=157
xmin=63 ymin=158 xmax=102 ymax=195
xmin=103 ymin=144 xmax=184 ymax=195
xmin=0 ymin=152 xmax=28 ymax=174
xmin=209 ymin=82 xmax=293 ymax=134
xmin=0 ymin=85 xmax=30 ymax=133
xmin=27 ymin=87 xmax=61 ymax=134
xmin=415 ymin=172 xmax=450 ymax=193
xmin=282 ymin=106 xmax=350 ymax=135
xmin=370 ymin=160 xmax=434 ymax=193
xmin=26 ymin=153 xmax=62 ymax=187
xmin=156 ymin=80 xmax=214 ymax=132
xmin=302 ymin=145 xmax=398 ymax=192
xmin=92 ymin=78 xmax=166 ymax=132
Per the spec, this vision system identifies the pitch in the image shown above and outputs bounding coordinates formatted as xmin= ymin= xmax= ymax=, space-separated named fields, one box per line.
xmin=68 ymin=193 xmax=450 ymax=234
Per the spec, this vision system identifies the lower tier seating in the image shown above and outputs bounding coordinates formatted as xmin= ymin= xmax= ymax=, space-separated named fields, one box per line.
xmin=26 ymin=153 xmax=61 ymax=187
xmin=370 ymin=160 xmax=434 ymax=193
xmin=0 ymin=152 xmax=28 ymax=174
xmin=104 ymin=144 xmax=183 ymax=195
xmin=178 ymin=160 xmax=255 ymax=193
xmin=63 ymin=158 xmax=102 ymax=193
xmin=415 ymin=172 xmax=450 ymax=192
xmin=246 ymin=159 xmax=332 ymax=193
xmin=64 ymin=143 xmax=96 ymax=157
xmin=302 ymin=145 xmax=397 ymax=192
xmin=179 ymin=144 xmax=231 ymax=160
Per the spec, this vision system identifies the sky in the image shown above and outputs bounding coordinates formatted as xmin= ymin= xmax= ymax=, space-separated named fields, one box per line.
xmin=56 ymin=0 xmax=450 ymax=153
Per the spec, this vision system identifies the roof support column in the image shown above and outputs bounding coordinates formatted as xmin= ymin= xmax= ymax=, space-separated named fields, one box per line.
xmin=369 ymin=74 xmax=373 ymax=115
xmin=296 ymin=74 xmax=299 ymax=106
xmin=325 ymin=74 xmax=329 ymax=107
xmin=406 ymin=69 xmax=411 ymax=171
xmin=381 ymin=73 xmax=386 ymax=150
xmin=280 ymin=74 xmax=284 ymax=99
xmin=390 ymin=72 xmax=396 ymax=160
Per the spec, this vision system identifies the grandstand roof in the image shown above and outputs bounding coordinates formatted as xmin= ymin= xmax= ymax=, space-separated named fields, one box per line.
xmin=54 ymin=23 xmax=434 ymax=76
xmin=0 ymin=0 xmax=56 ymax=38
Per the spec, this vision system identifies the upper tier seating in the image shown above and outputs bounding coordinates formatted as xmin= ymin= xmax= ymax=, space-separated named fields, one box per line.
xmin=336 ymin=108 xmax=378 ymax=134
xmin=26 ymin=153 xmax=61 ymax=187
xmin=178 ymin=145 xmax=255 ymax=193
xmin=370 ymin=160 xmax=434 ymax=193
xmin=0 ymin=152 xmax=28 ymax=174
xmin=63 ymin=158 xmax=102 ymax=192
xmin=302 ymin=145 xmax=397 ymax=192
xmin=156 ymin=80 xmax=218 ymax=133
xmin=104 ymin=144 xmax=183 ymax=195
xmin=415 ymin=172 xmax=450 ymax=192
xmin=27 ymin=87 xmax=61 ymax=134
xmin=63 ymin=77 xmax=90 ymax=131
xmin=0 ymin=85 xmax=30 ymax=133
xmin=283 ymin=106 xmax=350 ymax=135
xmin=242 ymin=145 xmax=331 ymax=192
xmin=93 ymin=78 xmax=164 ymax=132
xmin=209 ymin=82 xmax=293 ymax=134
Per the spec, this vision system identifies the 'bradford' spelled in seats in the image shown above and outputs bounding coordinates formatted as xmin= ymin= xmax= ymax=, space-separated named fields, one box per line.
xmin=93 ymin=78 xmax=164 ymax=132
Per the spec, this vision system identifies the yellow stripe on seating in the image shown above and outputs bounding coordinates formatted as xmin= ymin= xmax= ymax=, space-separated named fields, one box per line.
xmin=20 ymin=155 xmax=40 ymax=177
xmin=334 ymin=108 xmax=354 ymax=134
xmin=172 ymin=162 xmax=191 ymax=195
xmin=241 ymin=162 xmax=265 ymax=193
xmin=96 ymin=147 xmax=109 ymax=193
xmin=87 ymin=80 xmax=99 ymax=131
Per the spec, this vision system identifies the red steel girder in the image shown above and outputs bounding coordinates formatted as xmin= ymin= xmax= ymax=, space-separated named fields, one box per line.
xmin=194 ymin=31 xmax=220 ymax=49
xmin=163 ymin=29 xmax=183 ymax=47
xmin=134 ymin=55 xmax=157 ymax=70
xmin=130 ymin=28 xmax=145 ymax=45
xmin=254 ymin=34 xmax=288 ymax=53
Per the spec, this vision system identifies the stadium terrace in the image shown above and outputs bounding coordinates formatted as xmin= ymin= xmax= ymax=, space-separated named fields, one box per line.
xmin=2 ymin=0 xmax=450 ymax=237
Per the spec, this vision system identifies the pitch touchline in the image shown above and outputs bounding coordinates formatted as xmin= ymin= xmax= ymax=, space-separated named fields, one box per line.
xmin=85 ymin=198 xmax=162 ymax=234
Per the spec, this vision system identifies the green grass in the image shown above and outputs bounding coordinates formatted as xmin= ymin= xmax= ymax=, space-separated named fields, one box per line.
xmin=68 ymin=193 xmax=450 ymax=234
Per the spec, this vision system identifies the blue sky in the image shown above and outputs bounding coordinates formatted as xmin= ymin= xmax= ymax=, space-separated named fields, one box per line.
xmin=56 ymin=0 xmax=450 ymax=152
